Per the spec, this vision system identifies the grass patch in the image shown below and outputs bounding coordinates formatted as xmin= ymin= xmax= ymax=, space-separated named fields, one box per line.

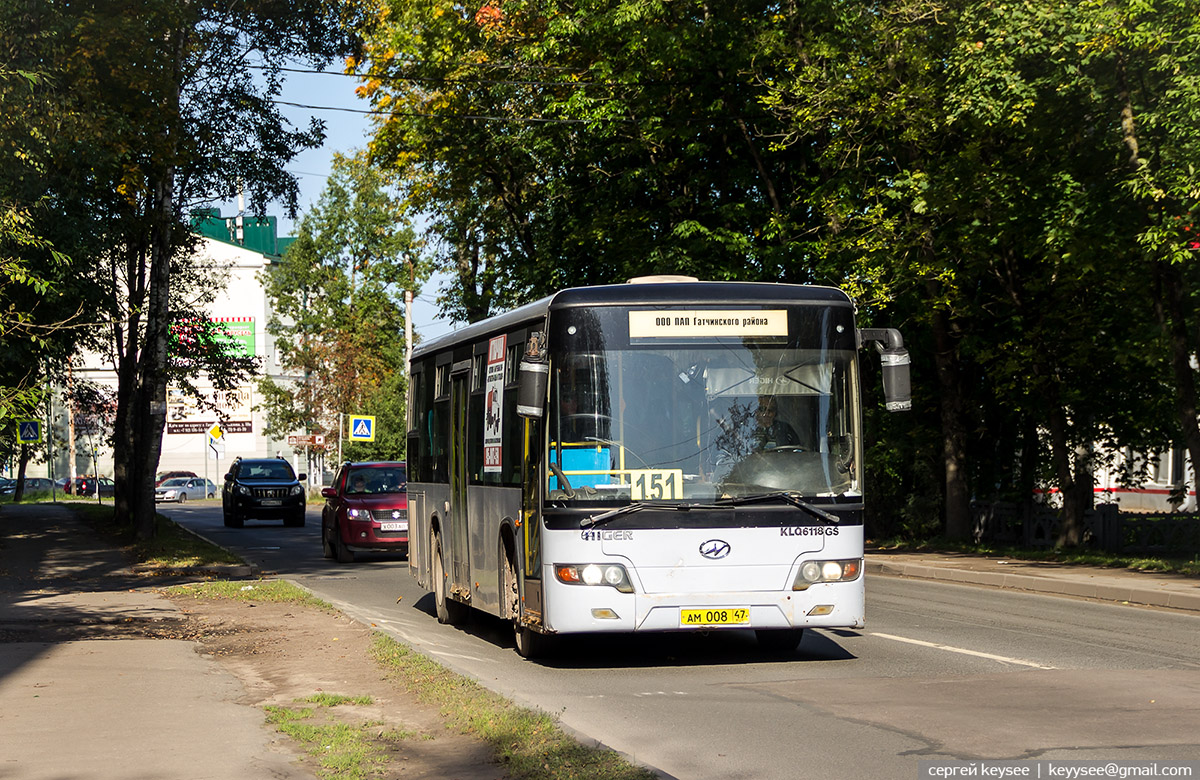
xmin=370 ymin=634 xmax=659 ymax=780
xmin=870 ymin=537 xmax=1200 ymax=577
xmin=304 ymin=693 xmax=374 ymax=707
xmin=163 ymin=578 xmax=333 ymax=609
xmin=67 ymin=502 xmax=244 ymax=568
xmin=264 ymin=699 xmax=413 ymax=780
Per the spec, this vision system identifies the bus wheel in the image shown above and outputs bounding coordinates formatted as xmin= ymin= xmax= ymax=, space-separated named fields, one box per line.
xmin=755 ymin=628 xmax=805 ymax=653
xmin=515 ymin=624 xmax=554 ymax=659
xmin=432 ymin=531 xmax=467 ymax=625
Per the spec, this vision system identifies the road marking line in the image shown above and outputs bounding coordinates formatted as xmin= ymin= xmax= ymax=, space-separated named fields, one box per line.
xmin=427 ymin=649 xmax=492 ymax=663
xmin=870 ymin=632 xmax=1057 ymax=669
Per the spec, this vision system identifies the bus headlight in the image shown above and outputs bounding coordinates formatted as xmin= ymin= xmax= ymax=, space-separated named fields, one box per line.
xmin=793 ymin=558 xmax=861 ymax=590
xmin=554 ymin=563 xmax=634 ymax=593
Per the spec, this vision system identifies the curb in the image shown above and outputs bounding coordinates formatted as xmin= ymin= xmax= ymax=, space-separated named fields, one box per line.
xmin=866 ymin=559 xmax=1200 ymax=613
xmin=163 ymin=520 xmax=262 ymax=578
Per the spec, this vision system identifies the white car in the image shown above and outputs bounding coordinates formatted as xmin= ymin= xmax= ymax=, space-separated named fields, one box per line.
xmin=154 ymin=477 xmax=217 ymax=503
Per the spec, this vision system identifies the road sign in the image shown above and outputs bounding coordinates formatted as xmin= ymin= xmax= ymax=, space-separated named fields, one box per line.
xmin=348 ymin=415 xmax=376 ymax=442
xmin=288 ymin=434 xmax=326 ymax=447
xmin=16 ymin=420 xmax=40 ymax=444
xmin=208 ymin=423 xmax=223 ymax=442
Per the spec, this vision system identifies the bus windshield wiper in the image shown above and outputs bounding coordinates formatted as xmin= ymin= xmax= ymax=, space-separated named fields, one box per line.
xmin=580 ymin=501 xmax=699 ymax=529
xmin=716 ymin=492 xmax=841 ymax=525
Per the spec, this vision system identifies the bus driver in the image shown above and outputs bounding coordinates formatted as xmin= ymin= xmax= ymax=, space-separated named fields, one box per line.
xmin=753 ymin=396 xmax=800 ymax=450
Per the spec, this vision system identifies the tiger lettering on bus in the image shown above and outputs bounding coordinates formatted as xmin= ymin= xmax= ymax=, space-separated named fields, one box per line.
xmin=580 ymin=529 xmax=635 ymax=541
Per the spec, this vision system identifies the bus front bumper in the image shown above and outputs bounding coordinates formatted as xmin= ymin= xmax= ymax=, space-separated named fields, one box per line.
xmin=540 ymin=579 xmax=865 ymax=634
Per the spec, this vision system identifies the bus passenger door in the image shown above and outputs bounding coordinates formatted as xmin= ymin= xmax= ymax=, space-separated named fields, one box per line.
xmin=449 ymin=365 xmax=471 ymax=599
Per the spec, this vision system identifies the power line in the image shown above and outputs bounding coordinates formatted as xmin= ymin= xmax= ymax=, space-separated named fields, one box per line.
xmin=256 ymin=63 xmax=740 ymax=90
xmin=272 ymin=98 xmax=767 ymax=126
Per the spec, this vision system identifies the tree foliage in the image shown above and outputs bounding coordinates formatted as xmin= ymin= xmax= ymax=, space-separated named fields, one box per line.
xmin=354 ymin=0 xmax=1200 ymax=545
xmin=260 ymin=153 xmax=421 ymax=466
xmin=0 ymin=0 xmax=357 ymax=537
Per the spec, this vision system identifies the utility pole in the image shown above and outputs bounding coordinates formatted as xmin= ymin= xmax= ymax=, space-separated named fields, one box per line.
xmin=404 ymin=256 xmax=415 ymax=437
xmin=67 ymin=364 xmax=77 ymax=483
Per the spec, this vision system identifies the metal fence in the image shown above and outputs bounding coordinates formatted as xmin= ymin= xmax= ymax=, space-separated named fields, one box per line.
xmin=970 ymin=501 xmax=1200 ymax=555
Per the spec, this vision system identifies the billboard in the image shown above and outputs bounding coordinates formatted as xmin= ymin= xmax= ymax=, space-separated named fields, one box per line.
xmin=165 ymin=385 xmax=253 ymax=435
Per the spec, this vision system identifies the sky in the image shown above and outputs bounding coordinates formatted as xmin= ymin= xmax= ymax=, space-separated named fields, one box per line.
xmin=230 ymin=64 xmax=455 ymax=342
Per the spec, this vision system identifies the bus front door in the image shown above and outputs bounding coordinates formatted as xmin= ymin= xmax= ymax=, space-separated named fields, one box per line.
xmin=449 ymin=365 xmax=471 ymax=601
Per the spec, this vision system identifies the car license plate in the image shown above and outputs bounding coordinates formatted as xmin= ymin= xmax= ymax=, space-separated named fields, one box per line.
xmin=680 ymin=607 xmax=750 ymax=627
xmin=262 ymin=499 xmax=282 ymax=507
xmin=380 ymin=522 xmax=407 ymax=532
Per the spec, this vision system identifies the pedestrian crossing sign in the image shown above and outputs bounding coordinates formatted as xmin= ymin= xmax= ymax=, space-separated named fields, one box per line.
xmin=16 ymin=420 xmax=41 ymax=444
xmin=348 ymin=415 xmax=376 ymax=442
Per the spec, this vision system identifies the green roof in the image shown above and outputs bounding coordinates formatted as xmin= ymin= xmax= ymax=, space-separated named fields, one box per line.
xmin=190 ymin=210 xmax=292 ymax=257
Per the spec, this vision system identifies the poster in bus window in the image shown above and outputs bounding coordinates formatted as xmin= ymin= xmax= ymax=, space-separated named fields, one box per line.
xmin=484 ymin=335 xmax=506 ymax=473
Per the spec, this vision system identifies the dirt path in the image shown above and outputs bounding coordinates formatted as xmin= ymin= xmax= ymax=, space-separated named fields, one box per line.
xmin=164 ymin=593 xmax=509 ymax=780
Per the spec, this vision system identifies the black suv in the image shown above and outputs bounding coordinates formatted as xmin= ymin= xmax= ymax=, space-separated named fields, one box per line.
xmin=222 ymin=456 xmax=307 ymax=528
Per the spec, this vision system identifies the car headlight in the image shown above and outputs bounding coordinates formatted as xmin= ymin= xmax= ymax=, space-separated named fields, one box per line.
xmin=236 ymin=484 xmax=251 ymax=496
xmin=348 ymin=508 xmax=371 ymax=519
xmin=554 ymin=563 xmax=634 ymax=593
xmin=289 ymin=485 xmax=305 ymax=497
xmin=792 ymin=558 xmax=862 ymax=590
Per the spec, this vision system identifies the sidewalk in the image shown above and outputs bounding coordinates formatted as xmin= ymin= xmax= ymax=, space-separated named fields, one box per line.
xmin=867 ymin=548 xmax=1200 ymax=612
xmin=0 ymin=502 xmax=316 ymax=780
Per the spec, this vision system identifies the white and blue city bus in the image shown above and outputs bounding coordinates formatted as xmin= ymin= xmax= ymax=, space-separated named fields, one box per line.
xmin=406 ymin=278 xmax=910 ymax=657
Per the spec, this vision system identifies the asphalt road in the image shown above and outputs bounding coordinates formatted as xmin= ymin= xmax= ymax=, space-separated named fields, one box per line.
xmin=161 ymin=500 xmax=1200 ymax=780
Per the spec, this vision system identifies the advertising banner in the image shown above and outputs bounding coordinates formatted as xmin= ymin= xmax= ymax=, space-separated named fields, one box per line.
xmin=165 ymin=385 xmax=253 ymax=435
xmin=483 ymin=335 xmax=506 ymax=473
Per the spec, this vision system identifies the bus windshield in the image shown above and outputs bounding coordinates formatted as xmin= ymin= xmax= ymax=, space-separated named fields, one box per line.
xmin=547 ymin=344 xmax=861 ymax=503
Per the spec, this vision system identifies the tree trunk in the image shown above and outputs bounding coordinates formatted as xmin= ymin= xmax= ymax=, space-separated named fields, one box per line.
xmin=13 ymin=444 xmax=29 ymax=503
xmin=1155 ymin=261 xmax=1200 ymax=507
xmin=928 ymin=282 xmax=972 ymax=541
xmin=129 ymin=173 xmax=175 ymax=540
xmin=112 ymin=242 xmax=143 ymax=529
xmin=1047 ymin=402 xmax=1085 ymax=548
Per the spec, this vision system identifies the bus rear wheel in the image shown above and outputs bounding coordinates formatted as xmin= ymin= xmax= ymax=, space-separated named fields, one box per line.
xmin=755 ymin=628 xmax=805 ymax=653
xmin=432 ymin=531 xmax=468 ymax=625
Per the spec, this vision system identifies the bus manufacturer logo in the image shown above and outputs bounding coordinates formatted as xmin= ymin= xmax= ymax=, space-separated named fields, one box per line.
xmin=699 ymin=540 xmax=731 ymax=560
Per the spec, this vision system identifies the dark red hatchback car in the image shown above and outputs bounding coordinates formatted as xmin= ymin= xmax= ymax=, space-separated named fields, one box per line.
xmin=320 ymin=461 xmax=407 ymax=563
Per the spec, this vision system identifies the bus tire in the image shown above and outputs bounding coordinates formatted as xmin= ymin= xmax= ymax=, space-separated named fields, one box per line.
xmin=515 ymin=624 xmax=554 ymax=659
xmin=755 ymin=628 xmax=805 ymax=653
xmin=432 ymin=531 xmax=467 ymax=625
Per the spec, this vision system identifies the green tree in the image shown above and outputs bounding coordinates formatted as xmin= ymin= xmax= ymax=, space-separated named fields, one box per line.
xmin=353 ymin=0 xmax=818 ymax=321
xmin=351 ymin=0 xmax=1200 ymax=547
xmin=260 ymin=153 xmax=422 ymax=468
xmin=1 ymin=0 xmax=356 ymax=537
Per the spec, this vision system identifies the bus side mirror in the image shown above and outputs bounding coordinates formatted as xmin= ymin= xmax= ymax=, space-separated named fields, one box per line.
xmin=517 ymin=330 xmax=549 ymax=418
xmin=859 ymin=328 xmax=912 ymax=412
